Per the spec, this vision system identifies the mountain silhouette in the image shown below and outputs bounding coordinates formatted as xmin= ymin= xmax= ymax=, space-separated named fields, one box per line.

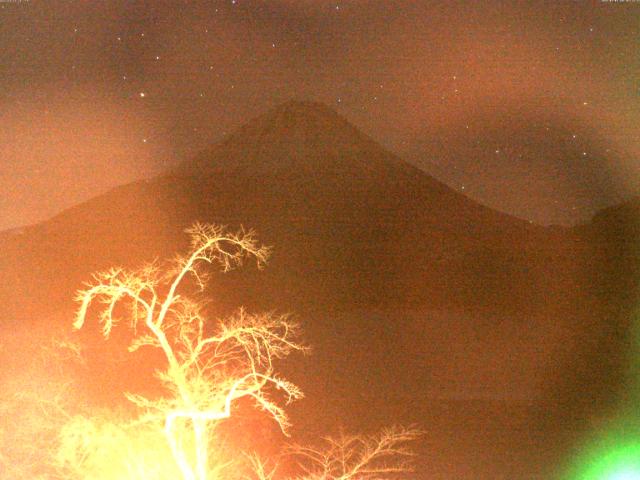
xmin=0 ymin=101 xmax=636 ymax=478
xmin=0 ymin=101 xmax=559 ymax=321
xmin=175 ymin=100 xmax=418 ymax=179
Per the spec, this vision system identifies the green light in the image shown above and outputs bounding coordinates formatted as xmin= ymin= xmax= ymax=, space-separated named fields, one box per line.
xmin=609 ymin=470 xmax=640 ymax=480
xmin=567 ymin=441 xmax=640 ymax=480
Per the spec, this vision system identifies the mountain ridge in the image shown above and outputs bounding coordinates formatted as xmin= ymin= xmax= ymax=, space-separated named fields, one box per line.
xmin=170 ymin=99 xmax=444 ymax=204
xmin=0 ymin=100 xmax=559 ymax=323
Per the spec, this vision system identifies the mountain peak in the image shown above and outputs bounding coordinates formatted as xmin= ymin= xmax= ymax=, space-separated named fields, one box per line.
xmin=261 ymin=100 xmax=354 ymax=131
xmin=232 ymin=99 xmax=364 ymax=145
xmin=175 ymin=100 xmax=416 ymax=181
xmin=268 ymin=99 xmax=340 ymax=118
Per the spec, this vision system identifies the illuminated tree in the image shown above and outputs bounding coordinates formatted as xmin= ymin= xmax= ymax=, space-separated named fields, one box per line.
xmin=0 ymin=338 xmax=81 ymax=480
xmin=66 ymin=222 xmax=420 ymax=480
xmin=0 ymin=387 xmax=69 ymax=480
xmin=250 ymin=426 xmax=421 ymax=480
xmin=72 ymin=223 xmax=305 ymax=480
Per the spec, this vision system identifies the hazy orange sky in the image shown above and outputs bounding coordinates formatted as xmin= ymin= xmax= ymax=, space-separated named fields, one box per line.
xmin=1 ymin=0 xmax=639 ymax=229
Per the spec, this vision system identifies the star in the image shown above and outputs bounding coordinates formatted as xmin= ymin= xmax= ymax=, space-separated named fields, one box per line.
xmin=139 ymin=92 xmax=146 ymax=98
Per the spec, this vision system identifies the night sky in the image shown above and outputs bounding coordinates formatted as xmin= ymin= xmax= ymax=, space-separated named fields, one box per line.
xmin=2 ymin=0 xmax=639 ymax=230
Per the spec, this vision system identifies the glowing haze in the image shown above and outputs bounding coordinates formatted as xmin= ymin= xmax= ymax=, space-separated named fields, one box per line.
xmin=1 ymin=0 xmax=639 ymax=229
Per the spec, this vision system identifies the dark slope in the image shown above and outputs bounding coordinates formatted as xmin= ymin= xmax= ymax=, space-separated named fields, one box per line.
xmin=0 ymin=101 xmax=632 ymax=478
xmin=0 ymin=101 xmax=585 ymax=324
xmin=174 ymin=100 xmax=533 ymax=238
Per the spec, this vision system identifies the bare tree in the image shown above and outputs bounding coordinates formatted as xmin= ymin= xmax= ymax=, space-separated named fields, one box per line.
xmin=0 ymin=333 xmax=87 ymax=480
xmin=73 ymin=223 xmax=306 ymax=480
xmin=248 ymin=426 xmax=421 ymax=480
xmin=289 ymin=426 xmax=421 ymax=480
xmin=65 ymin=223 xmax=420 ymax=480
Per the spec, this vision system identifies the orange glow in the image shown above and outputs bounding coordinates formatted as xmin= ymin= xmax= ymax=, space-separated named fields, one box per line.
xmin=0 ymin=94 xmax=166 ymax=230
xmin=0 ymin=223 xmax=423 ymax=479
xmin=72 ymin=223 xmax=305 ymax=479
